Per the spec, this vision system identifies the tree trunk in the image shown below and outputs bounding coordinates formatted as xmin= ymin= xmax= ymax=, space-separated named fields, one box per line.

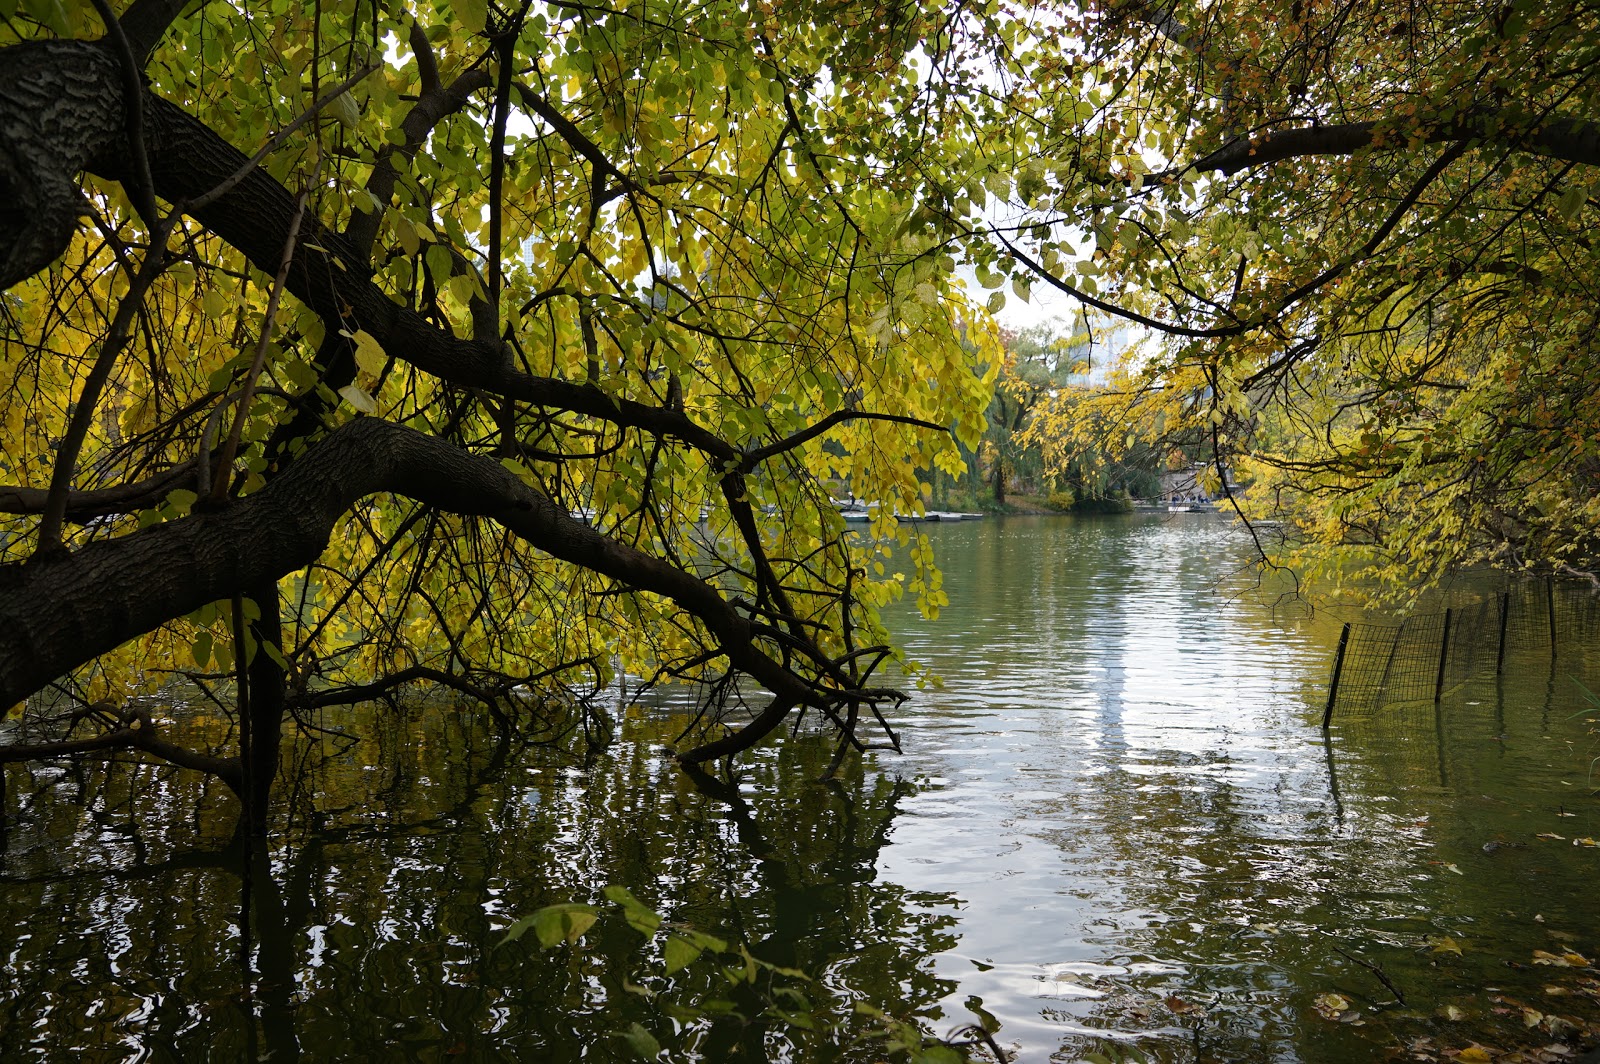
xmin=244 ymin=578 xmax=285 ymax=836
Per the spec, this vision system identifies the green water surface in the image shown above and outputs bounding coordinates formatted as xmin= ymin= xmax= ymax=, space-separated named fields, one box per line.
xmin=2 ymin=514 xmax=1597 ymax=1062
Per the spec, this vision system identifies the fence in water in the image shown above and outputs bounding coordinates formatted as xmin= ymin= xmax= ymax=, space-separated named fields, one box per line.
xmin=1321 ymin=576 xmax=1600 ymax=727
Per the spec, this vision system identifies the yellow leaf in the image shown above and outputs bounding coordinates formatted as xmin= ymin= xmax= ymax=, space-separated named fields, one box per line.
xmin=338 ymin=384 xmax=379 ymax=414
xmin=1457 ymin=1047 xmax=1492 ymax=1063
xmin=350 ymin=329 xmax=387 ymax=378
xmin=393 ymin=213 xmax=419 ymax=256
xmin=1430 ymin=936 xmax=1464 ymax=956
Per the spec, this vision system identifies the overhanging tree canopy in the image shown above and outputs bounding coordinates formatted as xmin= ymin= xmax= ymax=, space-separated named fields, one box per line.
xmin=7 ymin=0 xmax=1600 ymax=830
xmin=950 ymin=0 xmax=1600 ymax=593
xmin=0 ymin=0 xmax=1002 ymax=827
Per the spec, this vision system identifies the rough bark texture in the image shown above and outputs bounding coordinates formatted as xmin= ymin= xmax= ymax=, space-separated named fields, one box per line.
xmin=0 ymin=41 xmax=125 ymax=289
xmin=0 ymin=418 xmax=807 ymax=725
xmin=0 ymin=34 xmax=842 ymax=786
xmin=1193 ymin=112 xmax=1600 ymax=177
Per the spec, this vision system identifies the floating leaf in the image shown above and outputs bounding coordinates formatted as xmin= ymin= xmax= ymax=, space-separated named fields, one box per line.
xmin=1165 ymin=995 xmax=1203 ymax=1015
xmin=1313 ymin=992 xmax=1351 ymax=1020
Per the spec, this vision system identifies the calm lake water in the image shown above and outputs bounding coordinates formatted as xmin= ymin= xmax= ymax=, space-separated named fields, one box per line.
xmin=3 ymin=514 xmax=1598 ymax=1062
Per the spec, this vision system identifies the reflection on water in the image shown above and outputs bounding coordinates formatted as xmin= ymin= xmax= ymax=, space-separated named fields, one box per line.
xmin=881 ymin=515 xmax=1600 ymax=1062
xmin=2 ymin=514 xmax=1598 ymax=1062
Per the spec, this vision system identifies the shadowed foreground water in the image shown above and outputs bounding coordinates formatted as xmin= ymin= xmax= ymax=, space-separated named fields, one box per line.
xmin=2 ymin=514 xmax=1597 ymax=1062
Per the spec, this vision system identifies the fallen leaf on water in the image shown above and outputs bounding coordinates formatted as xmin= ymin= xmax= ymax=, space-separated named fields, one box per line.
xmin=1573 ymin=837 xmax=1597 ymax=847
xmin=1165 ymin=995 xmax=1203 ymax=1016
xmin=1522 ymin=1007 xmax=1545 ymax=1026
xmin=1444 ymin=863 xmax=1464 ymax=875
xmin=1313 ymin=992 xmax=1351 ymax=1020
xmin=1437 ymin=1004 xmax=1468 ymax=1021
xmin=1533 ymin=950 xmax=1573 ymax=967
xmin=1543 ymin=985 xmax=1570 ymax=996
xmin=1536 ymin=833 xmax=1567 ymax=841
xmin=1431 ymin=936 xmax=1466 ymax=955
xmin=1455 ymin=1046 xmax=1493 ymax=1062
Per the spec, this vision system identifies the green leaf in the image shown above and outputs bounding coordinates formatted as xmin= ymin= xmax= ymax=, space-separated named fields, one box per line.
xmin=1557 ymin=183 xmax=1587 ymax=221
xmin=499 ymin=903 xmax=598 ymax=948
xmin=986 ymin=291 xmax=1006 ymax=315
xmin=616 ymin=1023 xmax=660 ymax=1060
xmin=425 ymin=243 xmax=453 ymax=282
xmin=602 ymin=886 xmax=662 ymax=935
xmin=191 ymin=630 xmax=213 ymax=668
xmin=21 ymin=0 xmax=68 ymax=35
xmin=454 ymin=0 xmax=487 ymax=35
xmin=331 ymin=92 xmax=361 ymax=131
xmin=663 ymin=935 xmax=702 ymax=974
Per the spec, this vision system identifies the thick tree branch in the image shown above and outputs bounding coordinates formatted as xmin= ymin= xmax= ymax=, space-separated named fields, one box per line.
xmin=117 ymin=0 xmax=199 ymax=66
xmin=0 ymin=41 xmax=737 ymax=468
xmin=0 ymin=419 xmax=820 ymax=749
xmin=0 ymin=723 xmax=239 ymax=787
xmin=0 ymin=461 xmax=196 ymax=519
xmin=0 ymin=41 xmax=125 ymax=289
xmin=1191 ymin=111 xmax=1600 ymax=177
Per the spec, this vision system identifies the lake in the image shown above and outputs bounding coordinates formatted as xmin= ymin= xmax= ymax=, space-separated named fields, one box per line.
xmin=2 ymin=513 xmax=1597 ymax=1062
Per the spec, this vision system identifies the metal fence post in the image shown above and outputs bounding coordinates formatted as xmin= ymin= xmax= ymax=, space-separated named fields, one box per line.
xmin=1323 ymin=623 xmax=1350 ymax=730
xmin=1434 ymin=608 xmax=1453 ymax=703
xmin=1496 ymin=591 xmax=1510 ymax=675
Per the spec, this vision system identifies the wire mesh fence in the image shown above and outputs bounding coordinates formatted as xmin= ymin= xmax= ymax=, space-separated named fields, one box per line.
xmin=1322 ymin=577 xmax=1600 ymax=726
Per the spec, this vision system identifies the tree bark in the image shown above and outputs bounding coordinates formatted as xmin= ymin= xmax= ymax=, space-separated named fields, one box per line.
xmin=243 ymin=577 xmax=284 ymax=836
xmin=0 ymin=418 xmax=813 ymax=735
xmin=0 ymin=40 xmax=126 ymax=289
xmin=1191 ymin=112 xmax=1600 ymax=178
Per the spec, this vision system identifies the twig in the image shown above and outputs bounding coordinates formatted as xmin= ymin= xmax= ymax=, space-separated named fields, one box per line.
xmin=1331 ymin=944 xmax=1406 ymax=1005
xmin=187 ymin=63 xmax=376 ymax=212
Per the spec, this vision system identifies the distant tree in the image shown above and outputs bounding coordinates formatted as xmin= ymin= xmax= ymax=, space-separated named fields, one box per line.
xmin=983 ymin=324 xmax=1081 ymax=504
xmin=949 ymin=0 xmax=1600 ymax=588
